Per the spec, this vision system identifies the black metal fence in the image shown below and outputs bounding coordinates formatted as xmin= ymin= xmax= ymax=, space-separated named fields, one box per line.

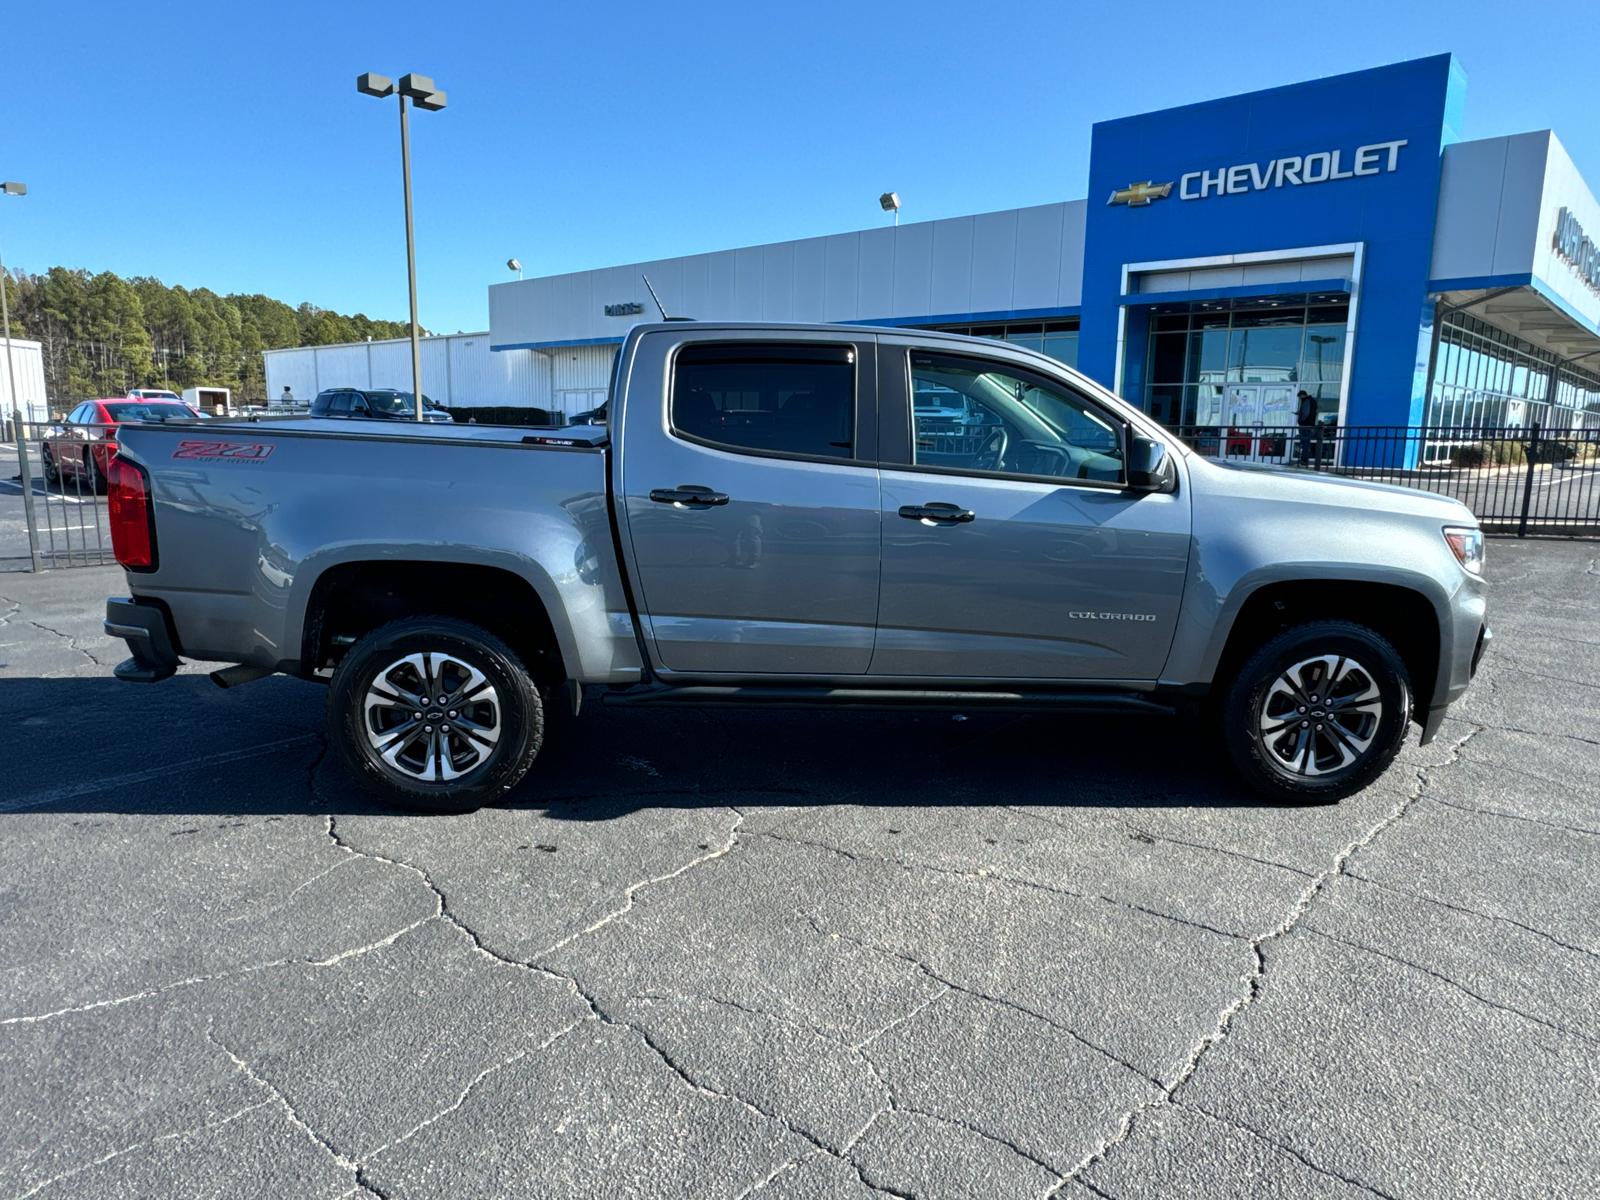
xmin=6 ymin=422 xmax=116 ymax=570
xmin=1173 ymin=423 xmax=1600 ymax=534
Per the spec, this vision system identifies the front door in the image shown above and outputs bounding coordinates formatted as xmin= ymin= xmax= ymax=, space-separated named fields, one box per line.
xmin=871 ymin=346 xmax=1191 ymax=681
xmin=620 ymin=337 xmax=882 ymax=676
xmin=1223 ymin=385 xmax=1295 ymax=462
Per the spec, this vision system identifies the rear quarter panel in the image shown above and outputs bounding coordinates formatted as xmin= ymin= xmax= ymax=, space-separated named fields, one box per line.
xmin=114 ymin=424 xmax=641 ymax=682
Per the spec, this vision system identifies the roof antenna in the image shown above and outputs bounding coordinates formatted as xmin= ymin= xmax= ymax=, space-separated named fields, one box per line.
xmin=642 ymin=274 xmax=693 ymax=321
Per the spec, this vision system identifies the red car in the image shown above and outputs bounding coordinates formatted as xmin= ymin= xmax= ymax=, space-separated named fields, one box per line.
xmin=43 ymin=398 xmax=202 ymax=492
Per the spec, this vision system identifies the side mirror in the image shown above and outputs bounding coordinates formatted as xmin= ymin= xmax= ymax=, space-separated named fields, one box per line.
xmin=1128 ymin=435 xmax=1177 ymax=493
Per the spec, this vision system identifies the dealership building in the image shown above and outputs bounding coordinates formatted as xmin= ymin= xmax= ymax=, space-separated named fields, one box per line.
xmin=270 ymin=54 xmax=1600 ymax=433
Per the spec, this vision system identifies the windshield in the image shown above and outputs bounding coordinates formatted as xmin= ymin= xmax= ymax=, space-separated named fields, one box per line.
xmin=366 ymin=391 xmax=444 ymax=414
xmin=101 ymin=402 xmax=197 ymax=423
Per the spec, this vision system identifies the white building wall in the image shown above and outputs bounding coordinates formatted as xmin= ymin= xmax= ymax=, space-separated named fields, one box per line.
xmin=0 ymin=337 xmax=48 ymax=422
xmin=1431 ymin=130 xmax=1600 ymax=335
xmin=488 ymin=200 xmax=1089 ymax=350
xmin=263 ymin=332 xmax=550 ymax=409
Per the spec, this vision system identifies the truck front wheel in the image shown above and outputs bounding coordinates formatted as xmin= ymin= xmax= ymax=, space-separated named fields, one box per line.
xmin=1219 ymin=620 xmax=1411 ymax=804
xmin=327 ymin=617 xmax=544 ymax=813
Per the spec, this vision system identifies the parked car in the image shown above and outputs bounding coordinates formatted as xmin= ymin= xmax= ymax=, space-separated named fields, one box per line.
xmin=104 ymin=322 xmax=1489 ymax=812
xmin=126 ymin=388 xmax=184 ymax=402
xmin=42 ymin=398 xmax=202 ymax=491
xmin=309 ymin=388 xmax=455 ymax=423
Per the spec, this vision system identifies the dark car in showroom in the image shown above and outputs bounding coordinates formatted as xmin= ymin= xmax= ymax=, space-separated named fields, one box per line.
xmin=309 ymin=388 xmax=455 ymax=423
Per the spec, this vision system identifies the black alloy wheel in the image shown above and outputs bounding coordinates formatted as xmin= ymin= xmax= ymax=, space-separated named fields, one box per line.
xmin=41 ymin=447 xmax=60 ymax=485
xmin=1220 ymin=620 xmax=1411 ymax=804
xmin=327 ymin=617 xmax=544 ymax=813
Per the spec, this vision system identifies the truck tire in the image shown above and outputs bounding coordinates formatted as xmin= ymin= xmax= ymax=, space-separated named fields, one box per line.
xmin=327 ymin=617 xmax=544 ymax=813
xmin=1219 ymin=620 xmax=1411 ymax=805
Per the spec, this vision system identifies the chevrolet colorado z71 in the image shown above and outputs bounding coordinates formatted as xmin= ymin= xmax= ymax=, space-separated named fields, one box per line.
xmin=102 ymin=322 xmax=1489 ymax=810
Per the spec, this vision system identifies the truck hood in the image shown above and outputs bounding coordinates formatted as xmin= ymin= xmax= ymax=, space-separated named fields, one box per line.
xmin=1186 ymin=454 xmax=1477 ymax=523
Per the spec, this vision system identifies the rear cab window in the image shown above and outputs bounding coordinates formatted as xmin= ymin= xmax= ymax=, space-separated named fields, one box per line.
xmin=670 ymin=342 xmax=858 ymax=461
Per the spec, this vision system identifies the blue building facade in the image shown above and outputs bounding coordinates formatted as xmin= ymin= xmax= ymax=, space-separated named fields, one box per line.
xmin=1082 ymin=54 xmax=1465 ymax=429
xmin=487 ymin=55 xmax=1600 ymax=433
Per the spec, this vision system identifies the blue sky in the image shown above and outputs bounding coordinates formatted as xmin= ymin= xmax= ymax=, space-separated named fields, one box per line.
xmin=4 ymin=0 xmax=1598 ymax=334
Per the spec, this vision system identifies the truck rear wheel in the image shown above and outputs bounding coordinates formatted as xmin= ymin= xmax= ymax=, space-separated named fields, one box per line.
xmin=1219 ymin=620 xmax=1411 ymax=804
xmin=327 ymin=617 xmax=544 ymax=813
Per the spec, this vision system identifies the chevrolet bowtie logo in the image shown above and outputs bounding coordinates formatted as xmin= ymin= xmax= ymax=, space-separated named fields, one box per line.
xmin=1107 ymin=180 xmax=1174 ymax=207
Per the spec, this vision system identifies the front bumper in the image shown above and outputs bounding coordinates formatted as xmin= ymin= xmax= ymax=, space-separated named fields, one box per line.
xmin=105 ymin=597 xmax=182 ymax=682
xmin=1418 ymin=623 xmax=1490 ymax=745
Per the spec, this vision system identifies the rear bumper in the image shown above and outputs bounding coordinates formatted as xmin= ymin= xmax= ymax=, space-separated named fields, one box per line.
xmin=105 ymin=597 xmax=182 ymax=682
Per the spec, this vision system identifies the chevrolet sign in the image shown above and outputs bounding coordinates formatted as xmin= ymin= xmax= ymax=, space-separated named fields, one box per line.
xmin=1107 ymin=181 xmax=1173 ymax=207
xmin=604 ymin=302 xmax=644 ymax=317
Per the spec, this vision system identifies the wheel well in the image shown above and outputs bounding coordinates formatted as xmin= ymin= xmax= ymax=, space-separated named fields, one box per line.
xmin=1212 ymin=581 xmax=1440 ymax=717
xmin=302 ymin=561 xmax=565 ymax=686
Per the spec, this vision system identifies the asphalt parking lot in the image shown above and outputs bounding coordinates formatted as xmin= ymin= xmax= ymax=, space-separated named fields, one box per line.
xmin=1 ymin=538 xmax=1596 ymax=1200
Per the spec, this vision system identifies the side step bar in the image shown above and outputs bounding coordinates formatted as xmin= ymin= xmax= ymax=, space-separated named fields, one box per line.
xmin=604 ymin=684 xmax=1175 ymax=716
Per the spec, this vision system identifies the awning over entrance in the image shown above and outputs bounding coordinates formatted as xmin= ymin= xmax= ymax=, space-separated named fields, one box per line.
xmin=1430 ymin=283 xmax=1600 ymax=369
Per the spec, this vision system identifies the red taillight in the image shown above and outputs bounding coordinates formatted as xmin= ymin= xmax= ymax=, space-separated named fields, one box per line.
xmin=108 ymin=454 xmax=157 ymax=571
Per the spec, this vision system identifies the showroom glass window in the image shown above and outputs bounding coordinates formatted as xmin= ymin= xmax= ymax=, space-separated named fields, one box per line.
xmin=909 ymin=353 xmax=1123 ymax=483
xmin=1143 ymin=301 xmax=1348 ymax=427
xmin=919 ymin=318 xmax=1081 ymax=369
xmin=671 ymin=343 xmax=855 ymax=459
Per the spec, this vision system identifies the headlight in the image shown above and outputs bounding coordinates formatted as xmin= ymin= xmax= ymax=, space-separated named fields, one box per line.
xmin=1443 ymin=526 xmax=1484 ymax=576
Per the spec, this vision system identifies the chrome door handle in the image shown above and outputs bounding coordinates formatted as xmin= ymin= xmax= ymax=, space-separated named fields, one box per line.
xmin=650 ymin=486 xmax=730 ymax=507
xmin=899 ymin=503 xmax=975 ymax=525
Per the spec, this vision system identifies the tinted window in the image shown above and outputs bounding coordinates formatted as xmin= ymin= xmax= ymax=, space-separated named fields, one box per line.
xmin=67 ymin=404 xmax=92 ymax=424
xmin=101 ymin=402 xmax=194 ymax=423
xmin=910 ymin=353 xmax=1124 ymax=484
xmin=672 ymin=343 xmax=854 ymax=459
xmin=328 ymin=392 xmax=352 ymax=415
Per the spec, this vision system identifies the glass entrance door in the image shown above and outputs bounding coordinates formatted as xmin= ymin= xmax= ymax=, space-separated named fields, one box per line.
xmin=1222 ymin=385 xmax=1296 ymax=462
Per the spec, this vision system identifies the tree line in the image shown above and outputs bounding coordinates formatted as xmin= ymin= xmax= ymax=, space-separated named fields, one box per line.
xmin=1 ymin=267 xmax=423 ymax=404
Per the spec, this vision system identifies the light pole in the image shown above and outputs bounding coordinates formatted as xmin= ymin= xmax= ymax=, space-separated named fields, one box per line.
xmin=2 ymin=182 xmax=25 ymax=440
xmin=357 ymin=72 xmax=447 ymax=422
xmin=879 ymin=191 xmax=901 ymax=227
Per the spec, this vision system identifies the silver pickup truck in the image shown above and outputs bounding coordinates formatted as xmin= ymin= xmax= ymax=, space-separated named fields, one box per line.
xmin=103 ymin=321 xmax=1489 ymax=811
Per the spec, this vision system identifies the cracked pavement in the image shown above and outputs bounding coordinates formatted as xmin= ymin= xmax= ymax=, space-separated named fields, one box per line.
xmin=1 ymin=539 xmax=1595 ymax=1199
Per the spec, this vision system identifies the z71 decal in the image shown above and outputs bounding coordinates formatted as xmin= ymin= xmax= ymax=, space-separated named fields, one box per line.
xmin=172 ymin=440 xmax=275 ymax=462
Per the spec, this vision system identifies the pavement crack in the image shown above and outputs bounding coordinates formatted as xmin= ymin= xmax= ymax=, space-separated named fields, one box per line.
xmin=898 ymin=1103 xmax=1066 ymax=1180
xmin=1340 ymin=870 xmax=1600 ymax=962
xmin=768 ymin=829 xmax=1248 ymax=942
xmin=1180 ymin=1101 xmax=1405 ymax=1200
xmin=1421 ymin=791 xmax=1600 ymax=839
xmin=207 ymin=1026 xmax=361 ymax=1176
xmin=5 ymin=1100 xmax=275 ymax=1200
xmin=533 ymin=807 xmax=746 ymax=959
xmin=1053 ymin=724 xmax=1483 ymax=1195
xmin=23 ymin=618 xmax=109 ymax=667
xmin=1296 ymin=925 xmax=1597 ymax=1043
xmin=811 ymin=915 xmax=1160 ymax=1088
xmin=360 ymin=1019 xmax=589 ymax=1163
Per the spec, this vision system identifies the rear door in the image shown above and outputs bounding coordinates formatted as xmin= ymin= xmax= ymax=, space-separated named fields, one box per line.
xmin=871 ymin=341 xmax=1191 ymax=681
xmin=618 ymin=331 xmax=881 ymax=676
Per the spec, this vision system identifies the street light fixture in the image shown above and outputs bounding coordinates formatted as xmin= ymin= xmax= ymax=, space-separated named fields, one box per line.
xmin=879 ymin=191 xmax=901 ymax=226
xmin=507 ymin=258 xmax=522 ymax=279
xmin=357 ymin=71 xmax=447 ymax=421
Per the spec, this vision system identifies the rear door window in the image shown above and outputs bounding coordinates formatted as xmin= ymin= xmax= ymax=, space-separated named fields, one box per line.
xmin=671 ymin=343 xmax=855 ymax=460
